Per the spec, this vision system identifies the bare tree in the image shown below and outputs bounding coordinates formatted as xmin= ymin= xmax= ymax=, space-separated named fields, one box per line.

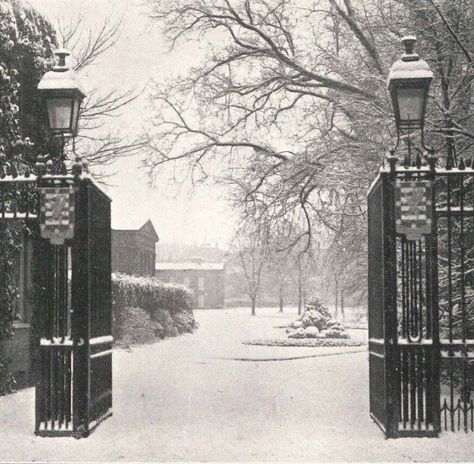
xmin=55 ymin=15 xmax=149 ymax=172
xmin=235 ymin=222 xmax=270 ymax=315
xmin=144 ymin=0 xmax=474 ymax=285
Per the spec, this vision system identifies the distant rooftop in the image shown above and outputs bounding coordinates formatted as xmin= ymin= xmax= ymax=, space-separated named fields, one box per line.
xmin=112 ymin=219 xmax=159 ymax=242
xmin=155 ymin=261 xmax=225 ymax=271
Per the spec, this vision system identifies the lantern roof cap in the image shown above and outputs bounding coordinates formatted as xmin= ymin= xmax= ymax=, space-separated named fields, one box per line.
xmin=388 ymin=36 xmax=433 ymax=87
xmin=37 ymin=49 xmax=86 ymax=98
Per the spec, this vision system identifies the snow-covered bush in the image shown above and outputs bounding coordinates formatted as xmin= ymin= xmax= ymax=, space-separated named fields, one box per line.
xmin=286 ymin=297 xmax=350 ymax=340
xmin=304 ymin=326 xmax=319 ymax=338
xmin=288 ymin=327 xmax=306 ymax=339
xmin=301 ymin=309 xmax=330 ymax=330
xmin=114 ymin=307 xmax=160 ymax=347
xmin=112 ymin=273 xmax=195 ymax=345
xmin=153 ymin=309 xmax=178 ymax=337
xmin=299 ymin=298 xmax=331 ymax=330
xmin=173 ymin=310 xmax=195 ymax=334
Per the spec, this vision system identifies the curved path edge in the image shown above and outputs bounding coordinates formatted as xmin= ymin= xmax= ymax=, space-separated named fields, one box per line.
xmin=212 ymin=348 xmax=367 ymax=362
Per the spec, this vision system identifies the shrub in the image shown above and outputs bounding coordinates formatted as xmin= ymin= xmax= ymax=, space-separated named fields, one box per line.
xmin=153 ymin=309 xmax=178 ymax=337
xmin=173 ymin=310 xmax=195 ymax=334
xmin=112 ymin=273 xmax=195 ymax=345
xmin=114 ymin=307 xmax=159 ymax=347
xmin=286 ymin=296 xmax=351 ymax=340
xmin=112 ymin=273 xmax=192 ymax=315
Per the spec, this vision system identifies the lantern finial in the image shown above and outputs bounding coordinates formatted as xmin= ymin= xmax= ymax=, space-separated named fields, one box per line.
xmin=53 ymin=48 xmax=71 ymax=71
xmin=401 ymin=36 xmax=416 ymax=54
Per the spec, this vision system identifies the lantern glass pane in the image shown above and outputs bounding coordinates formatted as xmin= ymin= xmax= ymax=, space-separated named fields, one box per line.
xmin=397 ymin=87 xmax=425 ymax=125
xmin=71 ymin=97 xmax=81 ymax=135
xmin=46 ymin=97 xmax=73 ymax=132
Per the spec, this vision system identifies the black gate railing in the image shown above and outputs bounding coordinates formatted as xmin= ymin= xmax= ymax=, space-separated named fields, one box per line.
xmin=368 ymin=160 xmax=474 ymax=437
xmin=436 ymin=167 xmax=474 ymax=432
xmin=0 ymin=166 xmax=112 ymax=438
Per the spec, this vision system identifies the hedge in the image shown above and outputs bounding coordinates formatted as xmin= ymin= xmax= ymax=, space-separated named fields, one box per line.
xmin=112 ymin=273 xmax=196 ymax=347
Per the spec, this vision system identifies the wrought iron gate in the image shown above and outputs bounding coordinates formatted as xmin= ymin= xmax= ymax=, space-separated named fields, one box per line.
xmin=368 ymin=158 xmax=474 ymax=437
xmin=0 ymin=162 xmax=112 ymax=438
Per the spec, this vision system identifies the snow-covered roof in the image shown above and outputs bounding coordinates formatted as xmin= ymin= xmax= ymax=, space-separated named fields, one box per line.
xmin=155 ymin=261 xmax=225 ymax=271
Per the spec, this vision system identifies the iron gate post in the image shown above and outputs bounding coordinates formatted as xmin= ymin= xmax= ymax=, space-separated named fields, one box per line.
xmin=368 ymin=161 xmax=441 ymax=438
xmin=71 ymin=176 xmax=91 ymax=437
xmin=31 ymin=170 xmax=112 ymax=438
xmin=384 ymin=166 xmax=399 ymax=438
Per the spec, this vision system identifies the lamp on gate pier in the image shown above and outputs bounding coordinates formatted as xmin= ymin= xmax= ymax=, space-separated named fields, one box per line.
xmin=387 ymin=36 xmax=433 ymax=153
xmin=37 ymin=49 xmax=86 ymax=138
xmin=36 ymin=49 xmax=86 ymax=245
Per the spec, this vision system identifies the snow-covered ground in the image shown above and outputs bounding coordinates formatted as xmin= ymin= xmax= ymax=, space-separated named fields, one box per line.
xmin=1 ymin=307 xmax=474 ymax=462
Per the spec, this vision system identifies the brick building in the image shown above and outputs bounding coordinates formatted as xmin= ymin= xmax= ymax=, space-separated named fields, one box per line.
xmin=155 ymin=258 xmax=225 ymax=308
xmin=112 ymin=220 xmax=159 ymax=276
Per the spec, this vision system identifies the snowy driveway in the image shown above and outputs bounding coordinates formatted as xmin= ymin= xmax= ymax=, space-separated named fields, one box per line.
xmin=1 ymin=307 xmax=474 ymax=461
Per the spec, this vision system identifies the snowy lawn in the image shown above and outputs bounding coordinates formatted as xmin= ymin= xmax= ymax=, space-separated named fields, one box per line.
xmin=0 ymin=307 xmax=473 ymax=461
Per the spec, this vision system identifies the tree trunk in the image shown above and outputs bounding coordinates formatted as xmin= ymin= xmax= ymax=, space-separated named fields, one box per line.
xmin=341 ymin=290 xmax=345 ymax=323
xmin=297 ymin=259 xmax=303 ymax=315
xmin=251 ymin=296 xmax=256 ymax=316
xmin=279 ymin=283 xmax=284 ymax=313
xmin=334 ymin=278 xmax=339 ymax=319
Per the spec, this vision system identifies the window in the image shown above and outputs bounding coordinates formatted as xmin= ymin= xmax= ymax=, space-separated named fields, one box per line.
xmin=198 ymin=276 xmax=205 ymax=291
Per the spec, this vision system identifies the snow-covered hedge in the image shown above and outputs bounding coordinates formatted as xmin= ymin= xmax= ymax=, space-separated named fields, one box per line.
xmin=112 ymin=273 xmax=196 ymax=346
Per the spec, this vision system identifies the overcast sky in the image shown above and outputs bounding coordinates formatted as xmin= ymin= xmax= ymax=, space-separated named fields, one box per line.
xmin=26 ymin=0 xmax=237 ymax=248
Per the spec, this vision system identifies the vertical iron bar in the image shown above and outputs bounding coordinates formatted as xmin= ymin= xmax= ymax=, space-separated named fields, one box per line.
xmin=408 ymin=243 xmax=413 ymax=340
xmin=450 ymin=360 xmax=455 ymax=431
xmin=425 ymin=236 xmax=433 ymax=340
xmin=425 ymin=347 xmax=432 ymax=426
xmin=65 ymin=350 xmax=71 ymax=428
xmin=57 ymin=351 xmax=63 ymax=430
xmin=397 ymin=348 xmax=402 ymax=422
xmin=417 ymin=348 xmax=424 ymax=428
xmin=429 ymin=167 xmax=440 ymax=434
xmin=459 ymin=174 xmax=468 ymax=432
xmin=410 ymin=350 xmax=417 ymax=428
xmin=411 ymin=242 xmax=416 ymax=340
xmin=446 ymin=176 xmax=455 ymax=432
xmin=50 ymin=350 xmax=55 ymax=430
xmin=418 ymin=240 xmax=424 ymax=339
xmin=447 ymin=176 xmax=453 ymax=344
xmin=403 ymin=348 xmax=408 ymax=428
xmin=402 ymin=239 xmax=407 ymax=339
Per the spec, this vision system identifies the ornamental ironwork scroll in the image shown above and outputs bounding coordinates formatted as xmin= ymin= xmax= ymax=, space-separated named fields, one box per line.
xmin=39 ymin=186 xmax=76 ymax=245
xmin=395 ymin=179 xmax=433 ymax=241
